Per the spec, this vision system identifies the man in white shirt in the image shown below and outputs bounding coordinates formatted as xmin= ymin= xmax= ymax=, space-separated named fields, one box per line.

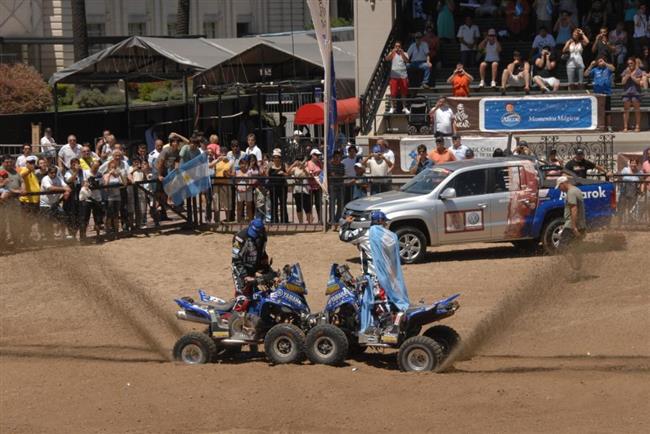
xmin=406 ymin=32 xmax=432 ymax=88
xmin=40 ymin=128 xmax=57 ymax=156
xmin=376 ymin=138 xmax=395 ymax=173
xmin=633 ymin=4 xmax=648 ymax=56
xmin=457 ymin=16 xmax=480 ymax=67
xmin=58 ymin=135 xmax=82 ymax=171
xmin=450 ymin=134 xmax=470 ymax=160
xmin=148 ymin=139 xmax=164 ymax=168
xmin=40 ymin=166 xmax=69 ymax=239
xmin=244 ymin=133 xmax=262 ymax=161
xmin=363 ymin=145 xmax=393 ymax=194
xmin=532 ymin=27 xmax=556 ymax=57
xmin=429 ymin=97 xmax=457 ymax=137
xmin=16 ymin=144 xmax=33 ymax=168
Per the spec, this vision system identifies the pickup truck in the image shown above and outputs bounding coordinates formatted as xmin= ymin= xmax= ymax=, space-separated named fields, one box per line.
xmin=341 ymin=157 xmax=616 ymax=263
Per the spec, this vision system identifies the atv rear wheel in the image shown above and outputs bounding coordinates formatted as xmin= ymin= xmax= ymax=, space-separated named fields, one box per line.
xmin=305 ymin=324 xmax=349 ymax=366
xmin=397 ymin=336 xmax=444 ymax=372
xmin=423 ymin=325 xmax=461 ymax=360
xmin=173 ymin=332 xmax=217 ymax=364
xmin=264 ymin=323 xmax=305 ymax=365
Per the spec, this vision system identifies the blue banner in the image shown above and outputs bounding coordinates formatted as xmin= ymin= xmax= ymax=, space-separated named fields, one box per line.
xmin=479 ymin=96 xmax=597 ymax=132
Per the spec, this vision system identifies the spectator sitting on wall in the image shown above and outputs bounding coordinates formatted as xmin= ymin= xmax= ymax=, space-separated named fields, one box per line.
xmin=385 ymin=41 xmax=411 ymax=114
xmin=245 ymin=133 xmax=262 ymax=161
xmin=533 ymin=45 xmax=560 ymax=93
xmin=409 ymin=144 xmax=434 ymax=175
xmin=501 ymin=50 xmax=531 ymax=95
xmin=429 ymin=97 xmax=457 ymax=137
xmin=564 ymin=148 xmax=606 ymax=178
xmin=407 ymin=32 xmax=433 ymax=88
xmin=16 ymin=144 xmax=32 ymax=169
xmin=450 ymin=134 xmax=470 ymax=160
xmin=479 ymin=28 xmax=502 ymax=89
xmin=448 ymin=63 xmax=474 ymax=97
xmin=585 ymin=56 xmax=615 ymax=131
xmin=428 ymin=137 xmax=456 ymax=164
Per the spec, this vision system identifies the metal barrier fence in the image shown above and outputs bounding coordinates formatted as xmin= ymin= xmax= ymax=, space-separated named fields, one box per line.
xmin=609 ymin=175 xmax=650 ymax=229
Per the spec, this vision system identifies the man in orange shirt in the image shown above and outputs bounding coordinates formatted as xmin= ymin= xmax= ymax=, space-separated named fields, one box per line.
xmin=447 ymin=63 xmax=474 ymax=97
xmin=428 ymin=137 xmax=457 ymax=164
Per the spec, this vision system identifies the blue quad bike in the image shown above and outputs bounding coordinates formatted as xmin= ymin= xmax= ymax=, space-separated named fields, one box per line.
xmin=304 ymin=264 xmax=462 ymax=372
xmin=172 ymin=263 xmax=315 ymax=365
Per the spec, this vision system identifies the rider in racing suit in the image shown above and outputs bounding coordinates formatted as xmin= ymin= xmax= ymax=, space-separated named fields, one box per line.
xmin=231 ymin=218 xmax=271 ymax=311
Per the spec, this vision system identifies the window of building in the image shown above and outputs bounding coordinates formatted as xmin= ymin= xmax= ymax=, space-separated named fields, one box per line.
xmin=236 ymin=22 xmax=249 ymax=37
xmin=128 ymin=22 xmax=147 ymax=36
xmin=86 ymin=23 xmax=105 ymax=37
xmin=167 ymin=22 xmax=176 ymax=36
xmin=203 ymin=21 xmax=218 ymax=38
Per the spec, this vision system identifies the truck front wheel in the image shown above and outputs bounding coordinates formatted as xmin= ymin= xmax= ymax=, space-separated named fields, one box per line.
xmin=542 ymin=217 xmax=565 ymax=255
xmin=395 ymin=226 xmax=427 ymax=264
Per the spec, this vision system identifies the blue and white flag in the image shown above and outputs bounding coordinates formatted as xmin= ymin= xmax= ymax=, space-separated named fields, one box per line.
xmin=163 ymin=152 xmax=211 ymax=206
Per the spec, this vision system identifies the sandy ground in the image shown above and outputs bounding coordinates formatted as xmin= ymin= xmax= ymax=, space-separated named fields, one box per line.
xmin=1 ymin=229 xmax=649 ymax=434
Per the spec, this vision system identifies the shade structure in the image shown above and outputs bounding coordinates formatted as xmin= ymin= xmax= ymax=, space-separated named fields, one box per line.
xmin=294 ymin=97 xmax=360 ymax=125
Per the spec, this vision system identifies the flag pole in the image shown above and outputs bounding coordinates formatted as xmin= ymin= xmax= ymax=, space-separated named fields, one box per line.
xmin=322 ymin=41 xmax=331 ymax=233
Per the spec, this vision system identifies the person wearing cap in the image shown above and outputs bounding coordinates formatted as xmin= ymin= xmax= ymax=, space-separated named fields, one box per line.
xmin=428 ymin=137 xmax=457 ymax=164
xmin=231 ymin=218 xmax=272 ymax=311
xmin=457 ymin=15 xmax=481 ymax=68
xmin=513 ymin=140 xmax=532 ymax=156
xmin=555 ymin=176 xmax=586 ymax=276
xmin=362 ymin=144 xmax=393 ymax=194
xmin=450 ymin=134 xmax=470 ymax=160
xmin=501 ymin=50 xmax=531 ymax=95
xmin=351 ymin=162 xmax=369 ymax=200
xmin=564 ymin=149 xmax=606 ymax=178
xmin=533 ymin=45 xmax=560 ymax=93
xmin=478 ymin=29 xmax=502 ymax=88
xmin=409 ymin=144 xmax=434 ymax=175
xmin=406 ymin=32 xmax=432 ymax=88
xmin=306 ymin=148 xmax=324 ymax=222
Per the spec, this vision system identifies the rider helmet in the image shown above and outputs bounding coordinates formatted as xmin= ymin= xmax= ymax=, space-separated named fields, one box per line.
xmin=370 ymin=211 xmax=389 ymax=225
xmin=247 ymin=218 xmax=265 ymax=239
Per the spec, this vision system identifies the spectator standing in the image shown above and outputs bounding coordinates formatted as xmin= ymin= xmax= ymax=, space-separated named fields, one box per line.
xmin=79 ymin=145 xmax=99 ymax=170
xmin=457 ymin=16 xmax=481 ymax=67
xmin=148 ymin=139 xmax=164 ymax=168
xmin=533 ymin=0 xmax=554 ymax=30
xmin=501 ymin=50 xmax=531 ymax=94
xmin=40 ymin=166 xmax=69 ymax=240
xmin=407 ymin=32 xmax=432 ymax=88
xmin=610 ymin=22 xmax=628 ymax=71
xmin=591 ymin=26 xmax=614 ymax=63
xmin=210 ymin=147 xmax=232 ymax=222
xmin=534 ymin=46 xmax=561 ymax=92
xmin=288 ymin=157 xmax=312 ymax=224
xmin=18 ymin=156 xmax=40 ymax=232
xmin=363 ymin=145 xmax=392 ymax=194
xmin=227 ymin=139 xmax=243 ymax=170
xmin=306 ymin=149 xmax=324 ymax=222
xmin=585 ymin=57 xmax=615 ymax=129
xmin=40 ymin=128 xmax=57 ymax=157
xmin=428 ymin=137 xmax=457 ymax=164
xmin=58 ymin=135 xmax=82 ymax=171
xmin=0 ymin=156 xmax=22 ymax=243
xmin=180 ymin=137 xmax=201 ymax=163
xmin=80 ymin=160 xmax=104 ymax=240
xmin=478 ymin=29 xmax=501 ymax=88
xmin=532 ymin=27 xmax=556 ymax=58
xmin=565 ymin=148 xmax=606 ymax=178
xmin=633 ymin=4 xmax=648 ymax=56
xmin=554 ymin=10 xmax=576 ymax=47
xmin=328 ymin=150 xmax=346 ymax=223
xmin=618 ymin=158 xmax=642 ymax=218
xmin=267 ymin=148 xmax=289 ymax=223
xmin=429 ymin=97 xmax=457 ymax=137
xmin=377 ymin=138 xmax=396 ymax=172
xmin=409 ymin=144 xmax=434 ymax=175
xmin=244 ymin=133 xmax=262 ymax=161
xmin=235 ymin=156 xmax=254 ymax=222
xmin=16 ymin=144 xmax=32 ymax=168
xmin=207 ymin=134 xmax=220 ymax=156
xmin=436 ymin=0 xmax=456 ymax=41
xmin=450 ymin=134 xmax=470 ymax=160
xmin=351 ymin=163 xmax=369 ymax=200
xmin=156 ymin=137 xmax=181 ymax=220
xmin=514 ymin=140 xmax=532 ymax=156
xmin=448 ymin=63 xmax=474 ymax=97
xmin=563 ymin=28 xmax=589 ymax=89
xmin=505 ymin=0 xmax=531 ymax=41
xmin=103 ymin=160 xmax=126 ymax=239
xmin=35 ymin=158 xmax=51 ymax=183
xmin=342 ymin=145 xmax=360 ymax=203
xmin=621 ymin=57 xmax=644 ymax=132
xmin=385 ymin=41 xmax=410 ymax=114
xmin=64 ymin=158 xmax=84 ymax=238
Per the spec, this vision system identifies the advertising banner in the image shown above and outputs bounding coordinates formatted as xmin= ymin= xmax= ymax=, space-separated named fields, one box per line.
xmin=399 ymin=136 xmax=509 ymax=172
xmin=479 ymin=96 xmax=598 ymax=132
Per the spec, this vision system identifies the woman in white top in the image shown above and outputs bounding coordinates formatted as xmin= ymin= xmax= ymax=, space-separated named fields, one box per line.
xmin=478 ymin=29 xmax=502 ymax=88
xmin=563 ymin=28 xmax=589 ymax=89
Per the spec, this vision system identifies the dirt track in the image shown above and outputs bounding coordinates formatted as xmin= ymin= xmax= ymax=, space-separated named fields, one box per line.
xmin=1 ymin=230 xmax=649 ymax=433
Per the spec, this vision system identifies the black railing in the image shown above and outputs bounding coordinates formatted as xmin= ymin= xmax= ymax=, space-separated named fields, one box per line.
xmin=522 ymin=134 xmax=616 ymax=172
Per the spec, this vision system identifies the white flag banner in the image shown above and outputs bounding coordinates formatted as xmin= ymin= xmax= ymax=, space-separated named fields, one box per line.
xmin=306 ymin=0 xmax=331 ymax=64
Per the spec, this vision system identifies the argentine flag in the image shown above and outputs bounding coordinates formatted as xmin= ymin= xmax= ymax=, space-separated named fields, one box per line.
xmin=163 ymin=152 xmax=211 ymax=206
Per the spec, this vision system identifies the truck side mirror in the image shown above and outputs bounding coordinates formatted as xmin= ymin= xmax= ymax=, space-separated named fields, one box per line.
xmin=440 ymin=188 xmax=457 ymax=200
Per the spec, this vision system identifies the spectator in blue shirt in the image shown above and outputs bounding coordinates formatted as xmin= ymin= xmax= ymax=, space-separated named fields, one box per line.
xmin=409 ymin=144 xmax=434 ymax=175
xmin=585 ymin=56 xmax=615 ymax=130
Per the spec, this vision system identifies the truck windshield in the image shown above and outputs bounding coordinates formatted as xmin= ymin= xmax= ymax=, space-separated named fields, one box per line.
xmin=400 ymin=168 xmax=453 ymax=194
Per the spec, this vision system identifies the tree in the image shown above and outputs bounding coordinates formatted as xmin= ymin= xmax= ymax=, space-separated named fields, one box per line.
xmin=175 ymin=0 xmax=190 ymax=36
xmin=71 ymin=0 xmax=89 ymax=61
xmin=0 ymin=64 xmax=53 ymax=114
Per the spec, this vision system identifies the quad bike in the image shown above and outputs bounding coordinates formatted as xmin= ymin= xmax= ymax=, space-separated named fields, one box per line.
xmin=305 ymin=264 xmax=461 ymax=372
xmin=172 ymin=263 xmax=315 ymax=365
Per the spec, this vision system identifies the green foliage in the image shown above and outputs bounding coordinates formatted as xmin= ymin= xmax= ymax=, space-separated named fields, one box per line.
xmin=104 ymin=87 xmax=124 ymax=105
xmin=57 ymin=84 xmax=75 ymax=105
xmin=74 ymin=87 xmax=124 ymax=108
xmin=137 ymin=81 xmax=171 ymax=101
xmin=168 ymin=87 xmax=183 ymax=100
xmin=149 ymin=88 xmax=170 ymax=102
xmin=0 ymin=63 xmax=53 ymax=114
xmin=331 ymin=17 xmax=352 ymax=27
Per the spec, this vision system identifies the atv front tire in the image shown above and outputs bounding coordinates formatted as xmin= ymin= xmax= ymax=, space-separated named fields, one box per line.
xmin=305 ymin=324 xmax=349 ymax=366
xmin=264 ymin=323 xmax=305 ymax=365
xmin=397 ymin=336 xmax=444 ymax=372
xmin=173 ymin=332 xmax=217 ymax=364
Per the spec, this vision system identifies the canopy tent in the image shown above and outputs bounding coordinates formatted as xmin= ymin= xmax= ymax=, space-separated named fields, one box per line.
xmin=294 ymin=97 xmax=360 ymax=125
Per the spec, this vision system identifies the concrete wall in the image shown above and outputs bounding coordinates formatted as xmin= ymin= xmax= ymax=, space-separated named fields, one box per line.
xmin=353 ymin=0 xmax=394 ymax=97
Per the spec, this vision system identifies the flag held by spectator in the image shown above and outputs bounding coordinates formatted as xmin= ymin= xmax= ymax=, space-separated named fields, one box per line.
xmin=163 ymin=152 xmax=210 ymax=206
